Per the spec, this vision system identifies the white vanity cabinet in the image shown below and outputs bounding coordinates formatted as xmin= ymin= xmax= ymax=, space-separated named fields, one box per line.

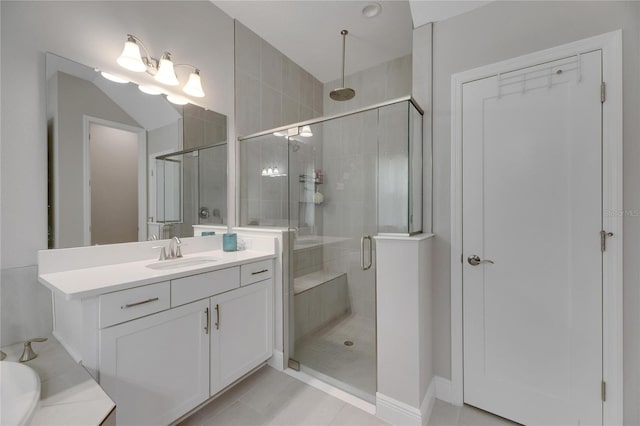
xmin=91 ymin=260 xmax=273 ymax=425
xmin=210 ymin=278 xmax=273 ymax=395
xmin=99 ymin=299 xmax=210 ymax=426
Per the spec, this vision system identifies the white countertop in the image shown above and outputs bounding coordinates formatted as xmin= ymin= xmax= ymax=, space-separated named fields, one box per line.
xmin=1 ymin=336 xmax=114 ymax=426
xmin=39 ymin=249 xmax=275 ymax=300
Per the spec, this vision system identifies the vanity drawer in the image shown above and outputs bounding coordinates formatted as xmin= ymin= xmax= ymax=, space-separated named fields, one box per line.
xmin=241 ymin=259 xmax=273 ymax=287
xmin=171 ymin=267 xmax=240 ymax=307
xmin=100 ymin=282 xmax=170 ymax=328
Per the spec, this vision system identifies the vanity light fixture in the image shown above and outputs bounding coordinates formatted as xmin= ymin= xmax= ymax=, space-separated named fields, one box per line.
xmin=154 ymin=52 xmax=179 ymax=86
xmin=116 ymin=34 xmax=205 ymax=97
xmin=183 ymin=69 xmax=205 ymax=98
xmin=117 ymin=35 xmax=148 ymax=72
xmin=261 ymin=166 xmax=287 ymax=177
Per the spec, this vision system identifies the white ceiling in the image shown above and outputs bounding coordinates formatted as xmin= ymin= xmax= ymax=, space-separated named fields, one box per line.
xmin=409 ymin=0 xmax=492 ymax=28
xmin=213 ymin=1 xmax=492 ymax=83
xmin=213 ymin=1 xmax=414 ymax=83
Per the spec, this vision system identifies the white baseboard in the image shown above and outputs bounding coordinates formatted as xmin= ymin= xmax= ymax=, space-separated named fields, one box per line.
xmin=376 ymin=377 xmax=439 ymax=425
xmin=421 ymin=379 xmax=437 ymax=424
xmin=376 ymin=393 xmax=423 ymax=426
xmin=268 ymin=350 xmax=284 ymax=371
xmin=434 ymin=376 xmax=457 ymax=405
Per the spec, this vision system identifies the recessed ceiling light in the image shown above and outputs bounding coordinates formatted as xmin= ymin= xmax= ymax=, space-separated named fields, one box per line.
xmin=362 ymin=2 xmax=382 ymax=18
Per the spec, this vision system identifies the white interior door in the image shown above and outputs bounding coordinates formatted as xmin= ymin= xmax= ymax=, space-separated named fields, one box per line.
xmin=462 ymin=51 xmax=603 ymax=425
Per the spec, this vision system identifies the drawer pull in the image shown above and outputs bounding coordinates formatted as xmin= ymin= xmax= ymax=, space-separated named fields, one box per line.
xmin=251 ymin=269 xmax=269 ymax=275
xmin=215 ymin=304 xmax=220 ymax=330
xmin=121 ymin=297 xmax=160 ymax=309
xmin=204 ymin=307 xmax=210 ymax=334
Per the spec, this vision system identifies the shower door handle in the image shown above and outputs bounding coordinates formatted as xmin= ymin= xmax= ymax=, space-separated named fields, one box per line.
xmin=361 ymin=236 xmax=373 ymax=271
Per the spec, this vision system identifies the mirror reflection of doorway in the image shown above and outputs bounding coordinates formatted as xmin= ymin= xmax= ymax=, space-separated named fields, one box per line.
xmin=86 ymin=120 xmax=146 ymax=245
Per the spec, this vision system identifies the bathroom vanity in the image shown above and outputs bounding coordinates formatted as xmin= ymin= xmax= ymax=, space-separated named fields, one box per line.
xmin=38 ymin=235 xmax=276 ymax=425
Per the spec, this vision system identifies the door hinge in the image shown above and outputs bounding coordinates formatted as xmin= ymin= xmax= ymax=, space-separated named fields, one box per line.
xmin=602 ymin=381 xmax=607 ymax=402
xmin=600 ymin=230 xmax=614 ymax=252
xmin=601 ymin=82 xmax=606 ymax=103
xmin=288 ymin=358 xmax=301 ymax=371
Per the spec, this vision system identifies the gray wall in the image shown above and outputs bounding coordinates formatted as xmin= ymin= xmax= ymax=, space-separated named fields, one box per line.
xmin=0 ymin=1 xmax=235 ymax=346
xmin=323 ymin=54 xmax=412 ymax=116
xmin=430 ymin=2 xmax=640 ymax=424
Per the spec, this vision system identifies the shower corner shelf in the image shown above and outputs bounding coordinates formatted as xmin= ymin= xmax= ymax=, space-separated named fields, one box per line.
xmin=299 ymin=174 xmax=323 ymax=185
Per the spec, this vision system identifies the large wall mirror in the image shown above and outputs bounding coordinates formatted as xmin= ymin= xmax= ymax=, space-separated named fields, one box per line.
xmin=46 ymin=53 xmax=228 ymax=249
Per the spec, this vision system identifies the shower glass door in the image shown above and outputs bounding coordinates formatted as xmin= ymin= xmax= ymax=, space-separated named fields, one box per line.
xmin=288 ymin=109 xmax=379 ymax=402
xmin=237 ymin=97 xmax=424 ymax=404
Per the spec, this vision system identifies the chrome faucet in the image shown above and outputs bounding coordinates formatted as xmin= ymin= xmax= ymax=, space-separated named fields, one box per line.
xmin=169 ymin=236 xmax=183 ymax=258
xmin=152 ymin=236 xmax=184 ymax=261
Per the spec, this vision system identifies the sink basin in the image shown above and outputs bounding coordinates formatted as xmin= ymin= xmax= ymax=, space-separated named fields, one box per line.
xmin=146 ymin=256 xmax=217 ymax=270
xmin=0 ymin=362 xmax=41 ymax=426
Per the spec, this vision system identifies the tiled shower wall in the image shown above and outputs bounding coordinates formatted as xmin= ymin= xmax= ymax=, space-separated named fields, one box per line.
xmin=235 ymin=21 xmax=323 ymax=227
xmin=323 ymin=54 xmax=412 ymax=116
xmin=321 ymin=55 xmax=413 ymax=321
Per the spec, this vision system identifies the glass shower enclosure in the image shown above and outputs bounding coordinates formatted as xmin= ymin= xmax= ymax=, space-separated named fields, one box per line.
xmin=239 ymin=96 xmax=424 ymax=403
xmin=155 ymin=143 xmax=227 ymax=239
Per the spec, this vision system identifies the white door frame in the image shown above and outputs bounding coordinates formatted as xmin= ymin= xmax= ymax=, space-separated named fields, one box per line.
xmin=83 ymin=115 xmax=147 ymax=245
xmin=450 ymin=30 xmax=623 ymax=424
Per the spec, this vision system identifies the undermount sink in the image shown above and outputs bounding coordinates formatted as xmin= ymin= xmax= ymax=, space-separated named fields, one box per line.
xmin=146 ymin=256 xmax=217 ymax=270
xmin=0 ymin=362 xmax=41 ymax=426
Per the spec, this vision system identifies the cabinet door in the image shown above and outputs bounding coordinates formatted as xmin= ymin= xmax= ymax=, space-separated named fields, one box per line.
xmin=100 ymin=299 xmax=209 ymax=426
xmin=211 ymin=279 xmax=273 ymax=395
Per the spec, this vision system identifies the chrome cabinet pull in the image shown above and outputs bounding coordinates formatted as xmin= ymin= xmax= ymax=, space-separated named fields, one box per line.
xmin=121 ymin=297 xmax=159 ymax=309
xmin=361 ymin=236 xmax=373 ymax=271
xmin=215 ymin=304 xmax=220 ymax=330
xmin=204 ymin=307 xmax=210 ymax=334
xmin=251 ymin=269 xmax=269 ymax=275
xmin=467 ymin=255 xmax=494 ymax=266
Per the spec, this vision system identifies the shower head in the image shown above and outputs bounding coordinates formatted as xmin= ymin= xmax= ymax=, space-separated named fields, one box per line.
xmin=330 ymin=87 xmax=356 ymax=101
xmin=330 ymin=30 xmax=355 ymax=102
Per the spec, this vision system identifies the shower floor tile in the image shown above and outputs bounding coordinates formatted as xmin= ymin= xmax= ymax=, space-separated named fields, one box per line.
xmin=294 ymin=313 xmax=376 ymax=399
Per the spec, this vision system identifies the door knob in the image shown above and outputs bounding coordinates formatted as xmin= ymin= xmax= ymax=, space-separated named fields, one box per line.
xmin=468 ymin=255 xmax=494 ymax=266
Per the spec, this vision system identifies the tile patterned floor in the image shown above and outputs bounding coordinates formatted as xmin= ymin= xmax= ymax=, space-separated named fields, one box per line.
xmin=179 ymin=365 xmax=518 ymax=426
xmin=178 ymin=366 xmax=386 ymax=426
xmin=429 ymin=400 xmax=519 ymax=426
